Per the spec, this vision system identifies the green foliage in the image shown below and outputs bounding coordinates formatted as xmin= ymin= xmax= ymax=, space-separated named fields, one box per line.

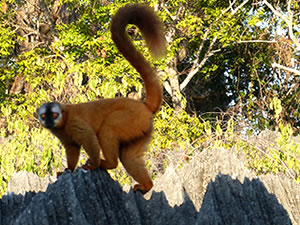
xmin=234 ymin=123 xmax=300 ymax=183
xmin=270 ymin=97 xmax=282 ymax=119
xmin=0 ymin=25 xmax=14 ymax=57
xmin=153 ymin=106 xmax=204 ymax=150
xmin=0 ymin=25 xmax=15 ymax=99
xmin=0 ymin=112 xmax=65 ymax=196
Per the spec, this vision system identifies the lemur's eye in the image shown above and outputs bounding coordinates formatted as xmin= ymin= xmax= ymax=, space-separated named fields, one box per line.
xmin=52 ymin=113 xmax=59 ymax=119
xmin=40 ymin=113 xmax=46 ymax=120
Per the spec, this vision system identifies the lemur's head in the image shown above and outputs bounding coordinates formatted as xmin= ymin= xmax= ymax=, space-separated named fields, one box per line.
xmin=36 ymin=102 xmax=64 ymax=129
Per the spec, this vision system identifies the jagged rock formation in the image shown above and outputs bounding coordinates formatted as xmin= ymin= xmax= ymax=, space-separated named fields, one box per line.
xmin=6 ymin=171 xmax=56 ymax=195
xmin=1 ymin=148 xmax=299 ymax=225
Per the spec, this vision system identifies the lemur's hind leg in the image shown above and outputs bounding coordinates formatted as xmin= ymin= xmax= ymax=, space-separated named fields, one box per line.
xmin=120 ymin=135 xmax=153 ymax=193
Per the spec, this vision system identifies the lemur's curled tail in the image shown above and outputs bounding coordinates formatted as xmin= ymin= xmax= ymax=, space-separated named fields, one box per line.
xmin=111 ymin=4 xmax=166 ymax=114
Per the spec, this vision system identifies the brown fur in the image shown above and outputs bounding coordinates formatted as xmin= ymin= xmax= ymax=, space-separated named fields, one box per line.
xmin=37 ymin=4 xmax=166 ymax=193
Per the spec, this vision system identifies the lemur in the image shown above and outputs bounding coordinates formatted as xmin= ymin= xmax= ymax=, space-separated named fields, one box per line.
xmin=36 ymin=4 xmax=166 ymax=193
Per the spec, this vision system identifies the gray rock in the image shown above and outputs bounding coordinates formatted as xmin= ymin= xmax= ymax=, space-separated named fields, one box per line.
xmin=7 ymin=171 xmax=56 ymax=195
xmin=1 ymin=148 xmax=299 ymax=225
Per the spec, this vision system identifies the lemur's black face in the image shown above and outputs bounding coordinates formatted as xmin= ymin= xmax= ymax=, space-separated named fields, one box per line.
xmin=36 ymin=102 xmax=63 ymax=129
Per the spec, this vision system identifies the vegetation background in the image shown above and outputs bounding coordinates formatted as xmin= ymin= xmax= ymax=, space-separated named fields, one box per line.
xmin=0 ymin=0 xmax=299 ymax=196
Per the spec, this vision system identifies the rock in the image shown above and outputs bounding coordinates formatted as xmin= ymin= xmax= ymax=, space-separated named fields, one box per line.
xmin=1 ymin=148 xmax=299 ymax=225
xmin=7 ymin=171 xmax=56 ymax=195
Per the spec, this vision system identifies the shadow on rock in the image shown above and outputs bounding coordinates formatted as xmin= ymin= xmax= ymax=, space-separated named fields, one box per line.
xmin=198 ymin=174 xmax=291 ymax=225
xmin=0 ymin=168 xmax=293 ymax=225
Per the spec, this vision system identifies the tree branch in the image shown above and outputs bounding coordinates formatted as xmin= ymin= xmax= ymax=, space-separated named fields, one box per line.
xmin=272 ymin=62 xmax=300 ymax=76
xmin=262 ymin=0 xmax=300 ymax=50
xmin=163 ymin=81 xmax=173 ymax=96
xmin=230 ymin=0 xmax=250 ymax=15
xmin=180 ymin=36 xmax=218 ymax=90
xmin=179 ymin=0 xmax=250 ymax=91
xmin=238 ymin=40 xmax=277 ymax=43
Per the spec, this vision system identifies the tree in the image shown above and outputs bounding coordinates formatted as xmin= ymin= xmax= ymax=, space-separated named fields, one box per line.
xmin=232 ymin=0 xmax=300 ymax=133
xmin=159 ymin=0 xmax=251 ymax=112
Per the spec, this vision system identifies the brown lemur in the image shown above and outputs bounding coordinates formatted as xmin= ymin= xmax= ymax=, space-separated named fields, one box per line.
xmin=35 ymin=4 xmax=166 ymax=193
